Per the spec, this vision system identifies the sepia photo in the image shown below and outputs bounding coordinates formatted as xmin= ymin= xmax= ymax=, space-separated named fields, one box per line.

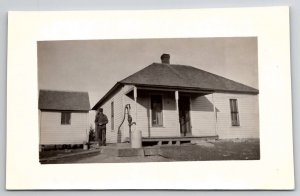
xmin=38 ymin=38 xmax=260 ymax=164
xmin=6 ymin=7 xmax=293 ymax=190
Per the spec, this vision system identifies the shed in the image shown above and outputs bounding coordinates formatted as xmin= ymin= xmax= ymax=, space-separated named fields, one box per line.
xmin=39 ymin=90 xmax=90 ymax=145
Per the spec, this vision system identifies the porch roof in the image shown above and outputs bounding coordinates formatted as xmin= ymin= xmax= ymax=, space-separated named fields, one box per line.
xmin=124 ymin=85 xmax=214 ymax=96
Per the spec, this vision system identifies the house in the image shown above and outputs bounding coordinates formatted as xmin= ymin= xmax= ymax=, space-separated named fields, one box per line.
xmin=39 ymin=90 xmax=90 ymax=146
xmin=92 ymin=54 xmax=259 ymax=144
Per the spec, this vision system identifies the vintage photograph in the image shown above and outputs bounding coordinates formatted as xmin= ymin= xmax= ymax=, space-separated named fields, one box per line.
xmin=7 ymin=7 xmax=293 ymax=190
xmin=38 ymin=37 xmax=260 ymax=164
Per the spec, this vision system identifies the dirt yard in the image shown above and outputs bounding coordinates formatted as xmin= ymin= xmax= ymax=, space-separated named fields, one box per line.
xmin=40 ymin=138 xmax=259 ymax=164
xmin=159 ymin=138 xmax=260 ymax=161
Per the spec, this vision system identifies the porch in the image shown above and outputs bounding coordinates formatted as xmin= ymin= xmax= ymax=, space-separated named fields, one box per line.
xmin=142 ymin=135 xmax=219 ymax=146
xmin=123 ymin=85 xmax=219 ymax=140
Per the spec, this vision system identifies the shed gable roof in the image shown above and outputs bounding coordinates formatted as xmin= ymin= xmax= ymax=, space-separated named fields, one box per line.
xmin=39 ymin=90 xmax=90 ymax=111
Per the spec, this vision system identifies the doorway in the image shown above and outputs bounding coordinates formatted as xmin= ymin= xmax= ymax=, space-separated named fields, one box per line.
xmin=178 ymin=96 xmax=191 ymax=136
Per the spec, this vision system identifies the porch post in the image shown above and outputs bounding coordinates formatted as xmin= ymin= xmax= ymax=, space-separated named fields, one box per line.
xmin=212 ymin=93 xmax=217 ymax=135
xmin=134 ymin=86 xmax=137 ymax=130
xmin=175 ymin=91 xmax=180 ymax=136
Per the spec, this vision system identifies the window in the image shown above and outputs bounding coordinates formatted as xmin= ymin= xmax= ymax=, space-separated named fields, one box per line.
xmin=229 ymin=99 xmax=240 ymax=126
xmin=61 ymin=112 xmax=71 ymax=125
xmin=111 ymin=101 xmax=114 ymax=130
xmin=151 ymin=95 xmax=163 ymax=126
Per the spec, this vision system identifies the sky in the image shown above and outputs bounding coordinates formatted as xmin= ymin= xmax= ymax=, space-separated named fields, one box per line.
xmin=38 ymin=37 xmax=258 ymax=126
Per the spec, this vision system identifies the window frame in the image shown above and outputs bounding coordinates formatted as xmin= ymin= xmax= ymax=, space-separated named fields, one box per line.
xmin=111 ymin=101 xmax=114 ymax=130
xmin=150 ymin=94 xmax=164 ymax=127
xmin=229 ymin=99 xmax=240 ymax=126
xmin=61 ymin=112 xmax=71 ymax=125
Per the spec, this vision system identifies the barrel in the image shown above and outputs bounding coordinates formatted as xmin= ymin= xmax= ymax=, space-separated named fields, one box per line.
xmin=131 ymin=130 xmax=142 ymax=148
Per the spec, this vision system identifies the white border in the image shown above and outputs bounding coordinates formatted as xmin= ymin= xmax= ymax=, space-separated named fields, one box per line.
xmin=6 ymin=7 xmax=294 ymax=190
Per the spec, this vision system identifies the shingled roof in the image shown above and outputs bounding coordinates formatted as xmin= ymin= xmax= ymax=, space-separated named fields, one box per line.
xmin=39 ymin=90 xmax=90 ymax=111
xmin=92 ymin=55 xmax=258 ymax=110
xmin=121 ymin=63 xmax=258 ymax=93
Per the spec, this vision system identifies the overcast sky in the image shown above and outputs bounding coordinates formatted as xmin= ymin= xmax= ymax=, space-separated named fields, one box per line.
xmin=38 ymin=37 xmax=258 ymax=124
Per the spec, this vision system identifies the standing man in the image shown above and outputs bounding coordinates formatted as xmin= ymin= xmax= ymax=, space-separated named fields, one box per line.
xmin=94 ymin=108 xmax=108 ymax=146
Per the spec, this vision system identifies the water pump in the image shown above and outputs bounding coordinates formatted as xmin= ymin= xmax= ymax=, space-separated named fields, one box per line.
xmin=117 ymin=104 xmax=136 ymax=143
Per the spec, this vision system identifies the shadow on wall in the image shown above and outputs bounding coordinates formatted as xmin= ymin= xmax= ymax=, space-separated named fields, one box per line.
xmin=127 ymin=91 xmax=220 ymax=112
xmin=191 ymin=95 xmax=220 ymax=112
xmin=125 ymin=91 xmax=220 ymax=137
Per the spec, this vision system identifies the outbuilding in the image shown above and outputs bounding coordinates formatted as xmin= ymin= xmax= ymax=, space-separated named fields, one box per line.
xmin=39 ymin=90 xmax=90 ymax=146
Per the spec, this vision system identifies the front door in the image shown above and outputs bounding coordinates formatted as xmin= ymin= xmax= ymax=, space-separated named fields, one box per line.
xmin=179 ymin=96 xmax=191 ymax=136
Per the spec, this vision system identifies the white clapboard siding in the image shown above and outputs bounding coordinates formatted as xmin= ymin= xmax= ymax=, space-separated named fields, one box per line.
xmin=121 ymin=85 xmax=143 ymax=141
xmin=190 ymin=93 xmax=259 ymax=138
xmin=190 ymin=95 xmax=216 ymax=136
xmin=122 ymin=92 xmax=135 ymax=140
xmin=100 ymin=85 xmax=138 ymax=143
xmin=133 ymin=93 xmax=149 ymax=137
xmin=150 ymin=93 xmax=179 ymax=137
xmin=40 ymin=111 xmax=89 ymax=145
xmin=100 ymin=87 xmax=124 ymax=144
xmin=122 ymin=89 xmax=180 ymax=138
xmin=101 ymin=86 xmax=129 ymax=143
xmin=101 ymin=85 xmax=259 ymax=143
xmin=213 ymin=93 xmax=259 ymax=139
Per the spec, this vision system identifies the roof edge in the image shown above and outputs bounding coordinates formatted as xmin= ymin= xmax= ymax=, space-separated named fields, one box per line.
xmin=39 ymin=89 xmax=90 ymax=111
xmin=121 ymin=83 xmax=259 ymax=95
xmin=39 ymin=89 xmax=89 ymax=94
xmin=92 ymin=82 xmax=258 ymax=111
xmin=40 ymin=109 xmax=90 ymax=112
xmin=119 ymin=63 xmax=155 ymax=83
xmin=91 ymin=82 xmax=123 ymax=110
xmin=120 ymin=62 xmax=259 ymax=94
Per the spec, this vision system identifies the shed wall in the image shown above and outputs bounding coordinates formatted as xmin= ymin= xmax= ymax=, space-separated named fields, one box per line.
xmin=40 ymin=111 xmax=89 ymax=145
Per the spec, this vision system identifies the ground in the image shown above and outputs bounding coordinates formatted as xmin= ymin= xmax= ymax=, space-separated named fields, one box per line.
xmin=40 ymin=148 xmax=85 ymax=159
xmin=159 ymin=138 xmax=260 ymax=161
xmin=40 ymin=138 xmax=260 ymax=164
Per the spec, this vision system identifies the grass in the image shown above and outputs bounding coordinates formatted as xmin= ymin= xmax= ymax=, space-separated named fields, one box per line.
xmin=159 ymin=138 xmax=260 ymax=161
xmin=40 ymin=149 xmax=86 ymax=159
xmin=40 ymin=138 xmax=260 ymax=163
xmin=40 ymin=151 xmax=100 ymax=164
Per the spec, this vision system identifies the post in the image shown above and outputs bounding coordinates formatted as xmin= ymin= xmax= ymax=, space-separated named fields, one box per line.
xmin=39 ymin=111 xmax=42 ymax=152
xmin=86 ymin=113 xmax=89 ymax=144
xmin=175 ymin=91 xmax=180 ymax=136
xmin=134 ymin=86 xmax=137 ymax=130
xmin=120 ymin=93 xmax=125 ymax=143
xmin=212 ymin=93 xmax=217 ymax=135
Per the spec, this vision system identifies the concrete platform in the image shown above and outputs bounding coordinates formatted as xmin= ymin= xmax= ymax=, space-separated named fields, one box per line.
xmin=144 ymin=147 xmax=160 ymax=156
xmin=100 ymin=143 xmax=171 ymax=157
xmin=101 ymin=143 xmax=145 ymax=157
xmin=100 ymin=136 xmax=219 ymax=157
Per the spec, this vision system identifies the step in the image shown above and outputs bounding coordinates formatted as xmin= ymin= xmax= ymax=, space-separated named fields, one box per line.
xmin=101 ymin=146 xmax=144 ymax=157
xmin=144 ymin=147 xmax=160 ymax=156
xmin=118 ymin=148 xmax=144 ymax=157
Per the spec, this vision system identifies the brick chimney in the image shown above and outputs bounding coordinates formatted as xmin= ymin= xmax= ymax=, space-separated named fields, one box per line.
xmin=161 ymin=53 xmax=170 ymax=64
